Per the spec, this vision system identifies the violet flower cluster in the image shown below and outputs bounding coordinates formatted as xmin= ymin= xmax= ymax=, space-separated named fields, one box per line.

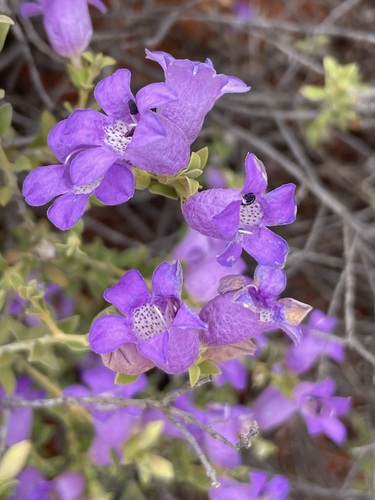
xmin=23 ymin=51 xmax=249 ymax=230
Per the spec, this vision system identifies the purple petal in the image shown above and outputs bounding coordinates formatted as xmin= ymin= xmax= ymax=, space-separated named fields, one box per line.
xmin=173 ymin=302 xmax=207 ymax=330
xmin=95 ymin=164 xmax=135 ymax=205
xmin=88 ymin=0 xmax=107 ymax=13
xmin=199 ymin=291 xmax=265 ymax=346
xmin=248 ymin=471 xmax=268 ymax=495
xmin=19 ymin=2 xmax=44 ymax=17
xmin=331 ymin=396 xmax=351 ymax=416
xmin=104 ymin=269 xmax=151 ymax=316
xmin=61 ymin=108 xmax=107 ymax=148
xmin=163 ymin=327 xmax=200 ymax=374
xmin=125 ymin=113 xmax=190 ymax=176
xmin=252 ymin=385 xmax=297 ymax=430
xmin=64 ymin=384 xmax=91 ymax=397
xmin=278 ymin=322 xmax=304 ymax=345
xmin=89 ymin=314 xmax=136 ymax=354
xmin=47 ymin=192 xmax=88 ymax=230
xmin=262 ymin=184 xmax=297 ymax=225
xmin=215 ymin=359 xmax=247 ymax=391
xmin=285 ymin=336 xmax=322 ymax=372
xmin=81 ymin=365 xmax=115 ymax=393
xmin=53 ymin=471 xmax=85 ymax=500
xmin=43 ymin=0 xmax=92 ymax=58
xmin=152 ymin=261 xmax=182 ymax=299
xmin=266 ymin=475 xmax=290 ymax=500
xmin=216 ymin=239 xmax=244 ymax=267
xmin=102 ymin=343 xmax=155 ymax=375
xmin=310 ymin=309 xmax=337 ymax=332
xmin=241 ymin=153 xmax=268 ymax=195
xmin=136 ymin=82 xmax=177 ymax=113
xmin=183 ymin=188 xmax=239 ymax=239
xmin=145 ymin=49 xmax=174 ymax=72
xmin=138 ymin=331 xmax=168 ymax=366
xmin=6 ymin=407 xmax=32 ymax=445
xmin=213 ymin=200 xmax=241 ymax=238
xmin=69 ymin=147 xmax=118 ymax=185
xmin=320 ymin=417 xmax=348 ymax=444
xmin=253 ymin=265 xmax=286 ymax=297
xmin=48 ymin=120 xmax=71 ymax=163
xmin=220 ymin=76 xmax=250 ymax=95
xmin=23 ymin=165 xmax=70 ymax=206
xmin=242 ymin=227 xmax=289 ymax=267
xmin=94 ymin=69 xmax=134 ymax=120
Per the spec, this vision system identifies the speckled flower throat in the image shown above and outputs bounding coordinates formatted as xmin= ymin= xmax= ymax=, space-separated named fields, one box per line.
xmin=132 ymin=298 xmax=179 ymax=341
xmin=239 ymin=192 xmax=263 ymax=228
xmin=104 ymin=120 xmax=136 ymax=155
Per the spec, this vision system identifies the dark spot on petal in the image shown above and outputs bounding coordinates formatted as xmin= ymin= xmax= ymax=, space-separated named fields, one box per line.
xmin=241 ymin=193 xmax=256 ymax=205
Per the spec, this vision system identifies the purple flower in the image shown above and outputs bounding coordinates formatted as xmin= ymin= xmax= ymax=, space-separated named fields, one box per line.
xmin=286 ymin=309 xmax=344 ymax=373
xmin=210 ymin=471 xmax=289 ymax=500
xmin=253 ymin=378 xmax=351 ymax=444
xmin=0 ymin=377 xmax=44 ymax=446
xmin=145 ymin=50 xmax=250 ymax=144
xmin=10 ymin=466 xmax=85 ymax=500
xmin=65 ymin=363 xmax=146 ymax=464
xmin=294 ymin=378 xmax=351 ymax=444
xmin=173 ymin=228 xmax=246 ymax=302
xmin=183 ymin=153 xmax=296 ymax=267
xmin=199 ymin=265 xmax=312 ymax=347
xmin=19 ymin=0 xmax=107 ymax=60
xmin=215 ymin=359 xmax=247 ymax=391
xmin=23 ymin=160 xmax=135 ymax=230
xmin=89 ymin=261 xmax=207 ymax=375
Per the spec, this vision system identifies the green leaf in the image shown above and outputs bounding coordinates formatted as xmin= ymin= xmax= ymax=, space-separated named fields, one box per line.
xmin=149 ymin=182 xmax=178 ymax=200
xmin=28 ymin=340 xmax=60 ymax=368
xmin=197 ymin=360 xmax=222 ymax=376
xmin=147 ymin=454 xmax=174 ymax=481
xmin=0 ymin=366 xmax=16 ymax=394
xmin=0 ymin=103 xmax=12 ymax=136
xmin=115 ymin=373 xmax=139 ymax=385
xmin=186 ymin=168 xmax=203 ymax=179
xmin=300 ymin=85 xmax=325 ymax=101
xmin=133 ymin=169 xmax=151 ymax=190
xmin=0 ymin=478 xmax=18 ymax=499
xmin=186 ymin=151 xmax=201 ymax=172
xmin=0 ymin=89 xmax=4 ymax=99
xmin=32 ymin=110 xmax=57 ymax=147
xmin=0 ymin=16 xmax=14 ymax=53
xmin=188 ymin=364 xmax=201 ymax=387
xmin=13 ymin=155 xmax=33 ymax=173
xmin=56 ymin=315 xmax=80 ymax=333
xmin=0 ymin=441 xmax=32 ymax=482
xmin=0 ymin=186 xmax=14 ymax=206
xmin=195 ymin=147 xmax=209 ymax=169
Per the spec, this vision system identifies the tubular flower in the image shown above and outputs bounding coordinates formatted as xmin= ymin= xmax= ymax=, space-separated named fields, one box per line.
xmin=183 ymin=153 xmax=296 ymax=267
xmin=89 ymin=261 xmax=207 ymax=375
xmin=19 ymin=0 xmax=107 ymax=59
xmin=199 ymin=265 xmax=312 ymax=347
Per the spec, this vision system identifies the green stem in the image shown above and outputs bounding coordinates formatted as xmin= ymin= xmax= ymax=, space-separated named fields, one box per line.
xmin=0 ymin=333 xmax=89 ymax=355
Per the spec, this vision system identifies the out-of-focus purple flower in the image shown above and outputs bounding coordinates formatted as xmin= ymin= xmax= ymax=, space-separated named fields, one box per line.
xmin=233 ymin=0 xmax=254 ymax=20
xmin=65 ymin=363 xmax=146 ymax=465
xmin=294 ymin=378 xmax=351 ymax=444
xmin=183 ymin=153 xmax=296 ymax=267
xmin=145 ymin=50 xmax=250 ymax=144
xmin=215 ymin=358 xmax=247 ymax=391
xmin=210 ymin=471 xmax=289 ymax=500
xmin=253 ymin=378 xmax=351 ymax=444
xmin=23 ymin=160 xmax=134 ymax=230
xmin=10 ymin=466 xmax=85 ymax=500
xmin=10 ymin=280 xmax=75 ymax=326
xmin=205 ymin=166 xmax=227 ymax=189
xmin=286 ymin=310 xmax=344 ymax=373
xmin=0 ymin=377 xmax=44 ymax=446
xmin=89 ymin=261 xmax=206 ymax=375
xmin=19 ymin=0 xmax=107 ymax=60
xmin=199 ymin=265 xmax=312 ymax=347
xmin=173 ymin=228 xmax=246 ymax=302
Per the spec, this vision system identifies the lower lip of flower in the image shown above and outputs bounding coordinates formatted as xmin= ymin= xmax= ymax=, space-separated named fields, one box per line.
xmin=73 ymin=178 xmax=102 ymax=194
xmin=239 ymin=201 xmax=263 ymax=228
